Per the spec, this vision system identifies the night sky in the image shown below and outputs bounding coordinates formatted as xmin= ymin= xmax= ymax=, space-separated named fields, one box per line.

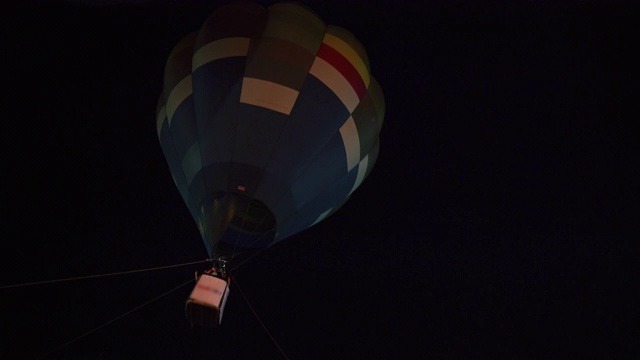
xmin=1 ymin=0 xmax=637 ymax=359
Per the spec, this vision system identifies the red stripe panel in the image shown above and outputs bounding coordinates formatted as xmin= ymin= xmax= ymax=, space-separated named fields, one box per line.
xmin=316 ymin=43 xmax=366 ymax=99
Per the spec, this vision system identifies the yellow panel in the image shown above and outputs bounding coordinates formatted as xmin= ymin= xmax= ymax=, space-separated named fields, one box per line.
xmin=263 ymin=3 xmax=325 ymax=54
xmin=326 ymin=26 xmax=370 ymax=69
xmin=239 ymin=77 xmax=299 ymax=115
xmin=309 ymin=57 xmax=359 ymax=113
xmin=322 ymin=32 xmax=370 ymax=87
xmin=166 ymin=75 xmax=193 ymax=124
xmin=339 ymin=116 xmax=360 ymax=171
xmin=268 ymin=2 xmax=324 ymax=29
xmin=192 ymin=37 xmax=251 ymax=71
xmin=244 ymin=37 xmax=313 ymax=90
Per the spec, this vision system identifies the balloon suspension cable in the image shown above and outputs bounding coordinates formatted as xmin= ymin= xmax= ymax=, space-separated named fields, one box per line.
xmin=230 ymin=246 xmax=268 ymax=273
xmin=232 ymin=275 xmax=290 ymax=360
xmin=39 ymin=277 xmax=195 ymax=360
xmin=228 ymin=204 xmax=277 ymax=269
xmin=229 ymin=200 xmax=252 ymax=261
xmin=228 ymin=229 xmax=272 ymax=273
xmin=0 ymin=258 xmax=212 ymax=289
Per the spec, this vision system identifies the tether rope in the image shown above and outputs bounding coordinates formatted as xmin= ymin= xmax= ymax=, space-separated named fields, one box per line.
xmin=231 ymin=247 xmax=268 ymax=272
xmin=38 ymin=277 xmax=194 ymax=359
xmin=232 ymin=275 xmax=290 ymax=360
xmin=227 ymin=204 xmax=276 ymax=268
xmin=230 ymin=200 xmax=252 ymax=261
xmin=0 ymin=258 xmax=212 ymax=289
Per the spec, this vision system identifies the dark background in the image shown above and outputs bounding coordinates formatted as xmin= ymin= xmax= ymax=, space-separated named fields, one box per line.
xmin=1 ymin=0 xmax=637 ymax=359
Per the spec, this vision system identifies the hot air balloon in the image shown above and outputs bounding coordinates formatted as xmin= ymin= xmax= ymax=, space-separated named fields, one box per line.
xmin=156 ymin=2 xmax=384 ymax=326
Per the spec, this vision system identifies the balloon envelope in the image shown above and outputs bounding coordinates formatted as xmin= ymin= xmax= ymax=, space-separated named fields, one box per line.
xmin=156 ymin=2 xmax=384 ymax=257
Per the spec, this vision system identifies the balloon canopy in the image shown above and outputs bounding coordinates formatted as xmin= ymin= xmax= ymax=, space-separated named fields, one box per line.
xmin=156 ymin=2 xmax=385 ymax=258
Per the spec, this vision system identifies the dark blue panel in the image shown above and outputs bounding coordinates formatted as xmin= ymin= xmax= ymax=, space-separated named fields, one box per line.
xmin=193 ymin=57 xmax=245 ymax=198
xmin=159 ymin=120 xmax=199 ymax=223
xmin=255 ymin=75 xmax=350 ymax=206
xmin=200 ymin=162 xmax=232 ymax=196
xmin=159 ymin=122 xmax=182 ymax=184
xmin=289 ymin=134 xmax=348 ymax=209
xmin=187 ymin=170 xmax=207 ymax=218
xmin=270 ymin=133 xmax=348 ymax=222
xmin=168 ymin=96 xmax=198 ymax=159
xmin=192 ymin=57 xmax=245 ymax=166
xmin=274 ymin=164 xmax=359 ymax=242
xmin=233 ymin=103 xmax=288 ymax=170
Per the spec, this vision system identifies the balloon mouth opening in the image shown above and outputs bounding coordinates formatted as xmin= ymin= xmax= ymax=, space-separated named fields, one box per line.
xmin=227 ymin=194 xmax=276 ymax=235
xmin=201 ymin=192 xmax=277 ymax=253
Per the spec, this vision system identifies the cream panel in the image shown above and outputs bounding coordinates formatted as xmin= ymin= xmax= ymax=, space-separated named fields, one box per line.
xmin=309 ymin=57 xmax=359 ymax=113
xmin=239 ymin=77 xmax=299 ymax=115
xmin=339 ymin=116 xmax=361 ymax=171
xmin=166 ymin=75 xmax=193 ymax=124
xmin=192 ymin=37 xmax=250 ymax=71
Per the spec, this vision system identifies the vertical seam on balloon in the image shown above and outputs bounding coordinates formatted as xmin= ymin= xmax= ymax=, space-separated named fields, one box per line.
xmin=267 ymin=31 xmax=365 ymax=241
xmin=158 ymin=95 xmax=206 ymax=250
xmin=192 ymin=37 xmax=253 ymax=203
xmin=271 ymin=36 xmax=364 ymax=190
xmin=162 ymin=35 xmax=208 ymax=253
xmin=225 ymin=11 xmax=268 ymax=199
xmin=245 ymin=10 xmax=328 ymax=232
xmin=276 ymin=165 xmax=361 ymax=240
